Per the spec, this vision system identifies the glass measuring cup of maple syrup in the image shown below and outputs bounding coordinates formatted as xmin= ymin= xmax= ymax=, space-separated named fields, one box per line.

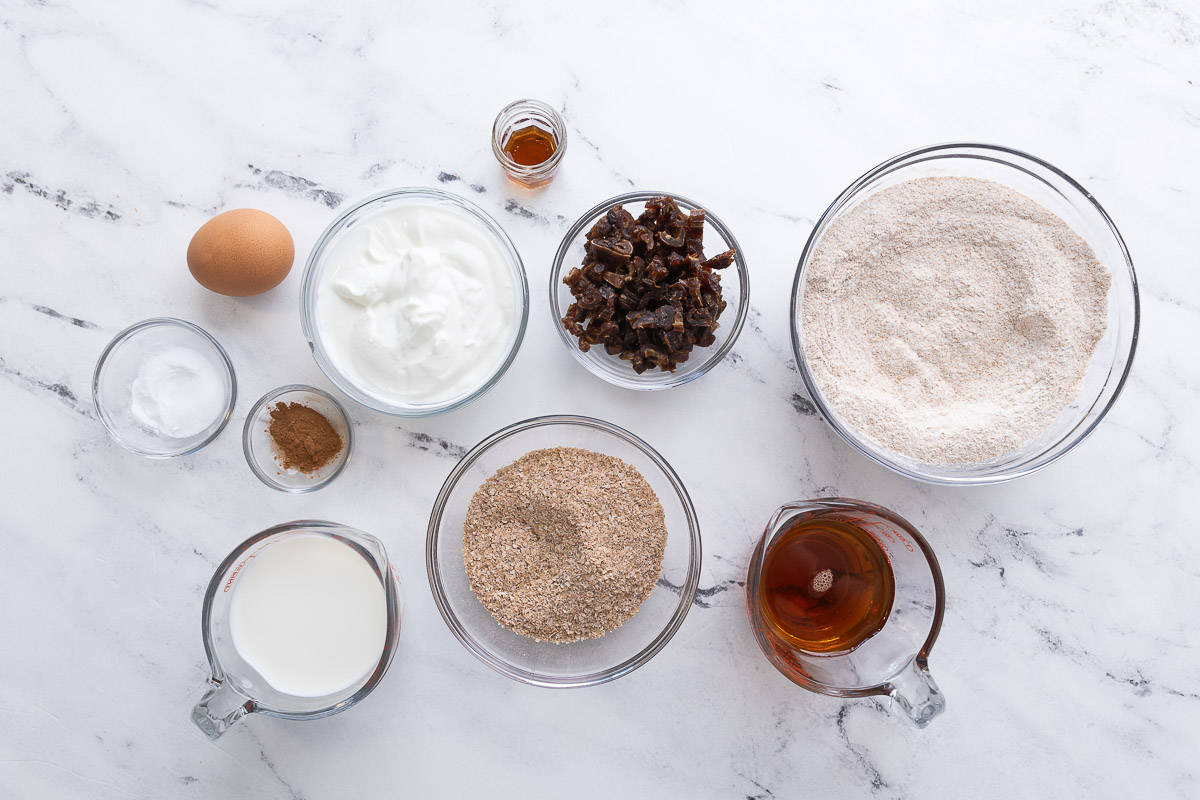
xmin=746 ymin=499 xmax=946 ymax=727
xmin=191 ymin=521 xmax=403 ymax=738
xmin=492 ymin=99 xmax=567 ymax=188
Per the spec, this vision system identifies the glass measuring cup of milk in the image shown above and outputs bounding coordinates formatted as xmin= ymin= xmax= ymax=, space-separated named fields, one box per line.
xmin=192 ymin=521 xmax=403 ymax=738
xmin=746 ymin=499 xmax=946 ymax=727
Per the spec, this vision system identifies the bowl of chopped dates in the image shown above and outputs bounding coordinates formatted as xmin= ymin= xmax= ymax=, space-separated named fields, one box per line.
xmin=550 ymin=191 xmax=749 ymax=390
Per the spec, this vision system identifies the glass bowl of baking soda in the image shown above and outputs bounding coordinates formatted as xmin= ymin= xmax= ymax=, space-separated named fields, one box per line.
xmin=791 ymin=143 xmax=1139 ymax=485
xmin=92 ymin=318 xmax=237 ymax=458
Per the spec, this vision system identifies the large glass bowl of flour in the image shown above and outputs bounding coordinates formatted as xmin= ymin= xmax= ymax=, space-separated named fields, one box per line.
xmin=791 ymin=143 xmax=1139 ymax=485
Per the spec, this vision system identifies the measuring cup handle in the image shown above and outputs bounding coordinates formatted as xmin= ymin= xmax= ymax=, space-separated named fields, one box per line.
xmin=886 ymin=658 xmax=945 ymax=728
xmin=191 ymin=680 xmax=254 ymax=739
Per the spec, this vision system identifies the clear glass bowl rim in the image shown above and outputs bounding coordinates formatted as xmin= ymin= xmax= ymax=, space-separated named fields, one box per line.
xmin=241 ymin=383 xmax=354 ymax=493
xmin=425 ymin=414 xmax=703 ymax=688
xmin=92 ymin=316 xmax=237 ymax=458
xmin=299 ymin=187 xmax=530 ymax=417
xmin=789 ymin=142 xmax=1141 ymax=486
xmin=549 ymin=190 xmax=751 ymax=391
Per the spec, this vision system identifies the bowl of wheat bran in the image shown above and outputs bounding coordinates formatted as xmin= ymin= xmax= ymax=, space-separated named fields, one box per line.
xmin=425 ymin=415 xmax=701 ymax=687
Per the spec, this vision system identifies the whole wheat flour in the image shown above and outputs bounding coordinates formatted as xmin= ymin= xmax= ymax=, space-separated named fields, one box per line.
xmin=801 ymin=176 xmax=1110 ymax=465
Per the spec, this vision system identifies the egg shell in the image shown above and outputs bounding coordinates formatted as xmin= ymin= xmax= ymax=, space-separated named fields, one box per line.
xmin=187 ymin=209 xmax=295 ymax=297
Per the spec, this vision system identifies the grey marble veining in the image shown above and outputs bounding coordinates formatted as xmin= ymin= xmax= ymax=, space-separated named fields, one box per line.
xmin=2 ymin=0 xmax=1199 ymax=797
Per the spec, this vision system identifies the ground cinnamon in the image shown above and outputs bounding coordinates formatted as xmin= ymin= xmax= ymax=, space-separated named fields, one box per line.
xmin=268 ymin=402 xmax=343 ymax=473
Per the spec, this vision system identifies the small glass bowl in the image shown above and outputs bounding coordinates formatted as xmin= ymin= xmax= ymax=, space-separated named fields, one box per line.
xmin=549 ymin=191 xmax=750 ymax=390
xmin=790 ymin=143 xmax=1140 ymax=485
xmin=300 ymin=188 xmax=529 ymax=417
xmin=491 ymin=99 xmax=567 ymax=188
xmin=426 ymin=415 xmax=702 ymax=688
xmin=92 ymin=318 xmax=236 ymax=458
xmin=242 ymin=385 xmax=352 ymax=493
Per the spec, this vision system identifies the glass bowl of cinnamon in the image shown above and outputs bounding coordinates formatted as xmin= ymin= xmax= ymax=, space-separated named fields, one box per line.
xmin=242 ymin=384 xmax=353 ymax=493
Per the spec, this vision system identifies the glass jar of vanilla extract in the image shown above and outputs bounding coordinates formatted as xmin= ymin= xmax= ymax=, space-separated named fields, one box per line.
xmin=491 ymin=99 xmax=567 ymax=188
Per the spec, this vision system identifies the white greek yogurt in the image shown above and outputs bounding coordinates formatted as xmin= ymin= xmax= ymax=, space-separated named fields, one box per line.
xmin=129 ymin=346 xmax=226 ymax=438
xmin=315 ymin=203 xmax=517 ymax=406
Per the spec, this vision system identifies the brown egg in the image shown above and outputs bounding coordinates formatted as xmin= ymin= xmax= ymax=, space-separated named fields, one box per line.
xmin=187 ymin=209 xmax=294 ymax=297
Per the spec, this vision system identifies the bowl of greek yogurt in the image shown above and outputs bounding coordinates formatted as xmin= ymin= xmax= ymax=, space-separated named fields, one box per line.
xmin=301 ymin=188 xmax=529 ymax=417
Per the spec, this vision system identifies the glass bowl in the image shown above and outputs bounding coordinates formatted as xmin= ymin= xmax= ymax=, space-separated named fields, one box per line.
xmin=242 ymin=385 xmax=353 ymax=493
xmin=300 ymin=188 xmax=529 ymax=417
xmin=426 ymin=415 xmax=702 ymax=687
xmin=92 ymin=317 xmax=236 ymax=458
xmin=549 ymin=191 xmax=750 ymax=390
xmin=790 ymin=143 xmax=1140 ymax=485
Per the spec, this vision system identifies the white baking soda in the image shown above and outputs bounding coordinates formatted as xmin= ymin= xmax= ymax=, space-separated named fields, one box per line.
xmin=129 ymin=346 xmax=225 ymax=438
xmin=230 ymin=535 xmax=387 ymax=698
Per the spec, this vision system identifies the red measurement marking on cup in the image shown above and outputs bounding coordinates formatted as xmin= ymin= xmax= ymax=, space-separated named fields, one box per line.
xmin=223 ymin=556 xmax=252 ymax=592
xmin=222 ymin=541 xmax=274 ymax=592
xmin=843 ymin=514 xmax=915 ymax=555
xmin=870 ymin=523 xmax=915 ymax=554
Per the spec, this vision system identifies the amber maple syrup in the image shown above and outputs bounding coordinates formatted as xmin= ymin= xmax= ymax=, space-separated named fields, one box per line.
xmin=502 ymin=124 xmax=557 ymax=167
xmin=759 ymin=515 xmax=895 ymax=653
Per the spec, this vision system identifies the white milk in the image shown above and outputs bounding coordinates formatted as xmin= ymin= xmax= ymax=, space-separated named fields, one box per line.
xmin=230 ymin=534 xmax=387 ymax=698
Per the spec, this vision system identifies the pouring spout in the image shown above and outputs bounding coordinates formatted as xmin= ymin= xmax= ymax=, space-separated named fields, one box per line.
xmin=191 ymin=679 xmax=254 ymax=739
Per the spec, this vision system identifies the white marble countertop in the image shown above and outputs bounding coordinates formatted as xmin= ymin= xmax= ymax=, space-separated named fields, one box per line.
xmin=3 ymin=1 xmax=1198 ymax=797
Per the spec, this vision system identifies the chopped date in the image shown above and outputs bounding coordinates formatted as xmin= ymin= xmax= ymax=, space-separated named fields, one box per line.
xmin=587 ymin=237 xmax=634 ymax=265
xmin=561 ymin=195 xmax=734 ymax=374
xmin=701 ymin=249 xmax=737 ymax=271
